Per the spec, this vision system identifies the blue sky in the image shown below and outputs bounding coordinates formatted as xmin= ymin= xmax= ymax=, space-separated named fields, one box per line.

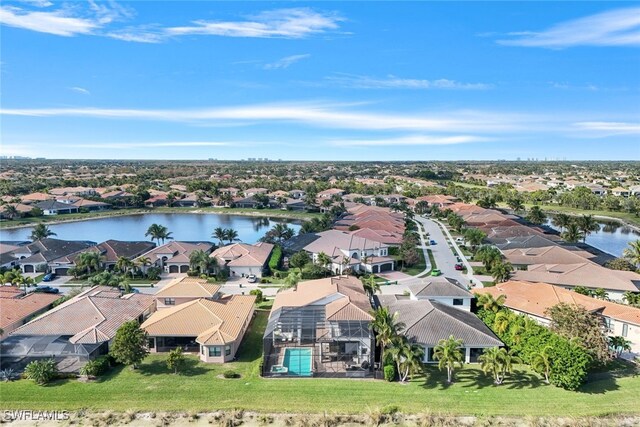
xmin=1 ymin=1 xmax=639 ymax=160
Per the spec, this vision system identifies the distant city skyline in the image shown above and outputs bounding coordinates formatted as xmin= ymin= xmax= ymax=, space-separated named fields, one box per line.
xmin=1 ymin=1 xmax=639 ymax=160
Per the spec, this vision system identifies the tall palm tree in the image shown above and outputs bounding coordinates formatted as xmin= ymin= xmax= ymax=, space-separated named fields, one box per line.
xmin=608 ymin=336 xmax=632 ymax=357
xmin=115 ymin=256 xmax=134 ymax=274
xmin=491 ymin=261 xmax=513 ymax=283
xmin=316 ymin=252 xmax=331 ymax=270
xmin=531 ymin=346 xmax=553 ymax=384
xmin=561 ymin=222 xmax=583 ymax=243
xmin=3 ymin=205 xmax=20 ymax=220
xmin=212 ymin=227 xmax=226 ymax=246
xmin=270 ymin=223 xmax=295 ymax=243
xmin=479 ymin=347 xmax=521 ymax=385
xmin=623 ymin=240 xmax=640 ymax=267
xmin=136 ymin=256 xmax=151 ymax=272
xmin=77 ymin=251 xmax=103 ymax=275
xmin=362 ymin=276 xmax=381 ymax=298
xmin=576 ymin=215 xmax=600 ymax=243
xmin=369 ymin=307 xmax=405 ymax=371
xmin=189 ymin=249 xmax=217 ymax=275
xmin=387 ymin=336 xmax=425 ymax=382
xmin=552 ymin=213 xmax=572 ymax=232
xmin=30 ymin=224 xmax=56 ymax=241
xmin=463 ymin=228 xmax=486 ymax=251
xmin=475 ymin=246 xmax=502 ymax=271
xmin=223 ymin=228 xmax=240 ymax=244
xmin=145 ymin=223 xmax=166 ymax=245
xmin=280 ymin=270 xmax=302 ymax=292
xmin=433 ymin=335 xmax=465 ymax=384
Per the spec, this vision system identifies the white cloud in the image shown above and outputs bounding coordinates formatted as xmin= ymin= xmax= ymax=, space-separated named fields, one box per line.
xmin=573 ymin=121 xmax=640 ymax=136
xmin=63 ymin=141 xmax=231 ymax=149
xmin=0 ymin=5 xmax=99 ymax=36
xmin=263 ymin=54 xmax=310 ymax=70
xmin=0 ymin=103 xmax=530 ymax=133
xmin=331 ymin=135 xmax=488 ymax=146
xmin=166 ymin=8 xmax=341 ymax=39
xmin=326 ymin=74 xmax=492 ymax=90
xmin=69 ymin=86 xmax=90 ymax=95
xmin=498 ymin=7 xmax=640 ymax=48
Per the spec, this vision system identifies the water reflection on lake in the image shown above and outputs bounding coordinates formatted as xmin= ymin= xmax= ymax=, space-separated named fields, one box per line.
xmin=546 ymin=219 xmax=639 ymax=257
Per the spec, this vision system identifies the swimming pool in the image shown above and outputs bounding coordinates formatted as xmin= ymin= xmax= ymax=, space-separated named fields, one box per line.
xmin=282 ymin=347 xmax=312 ymax=376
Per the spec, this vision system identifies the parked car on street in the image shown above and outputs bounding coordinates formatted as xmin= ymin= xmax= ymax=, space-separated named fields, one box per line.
xmin=455 ymin=263 xmax=464 ymax=271
xmin=42 ymin=273 xmax=56 ymax=282
xmin=430 ymin=269 xmax=442 ymax=276
xmin=34 ymin=285 xmax=60 ymax=294
xmin=247 ymin=274 xmax=258 ymax=283
xmin=429 ymin=240 xmax=437 ymax=245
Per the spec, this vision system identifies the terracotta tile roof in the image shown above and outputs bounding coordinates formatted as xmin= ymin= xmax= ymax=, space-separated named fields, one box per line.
xmin=141 ymin=295 xmax=255 ymax=345
xmin=155 ymin=277 xmax=221 ymax=298
xmin=0 ymin=286 xmax=25 ymax=298
xmin=512 ymin=263 xmax=640 ymax=292
xmin=136 ymin=241 xmax=213 ymax=262
xmin=211 ymin=242 xmax=273 ymax=267
xmin=475 ymin=280 xmax=640 ymax=326
xmin=502 ymin=246 xmax=598 ymax=266
xmin=272 ymin=276 xmax=373 ymax=322
xmin=1 ymin=292 xmax=61 ymax=331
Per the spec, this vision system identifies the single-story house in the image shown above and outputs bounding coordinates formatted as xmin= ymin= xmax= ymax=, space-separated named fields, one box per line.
xmin=211 ymin=242 xmax=274 ymax=278
xmin=33 ymin=200 xmax=79 ymax=216
xmin=405 ymin=277 xmax=473 ymax=311
xmin=14 ymin=238 xmax=95 ymax=273
xmin=376 ymin=294 xmax=503 ymax=363
xmin=142 ymin=294 xmax=255 ymax=363
xmin=0 ymin=289 xmax=61 ymax=338
xmin=136 ymin=241 xmax=214 ymax=273
xmin=475 ymin=280 xmax=640 ymax=355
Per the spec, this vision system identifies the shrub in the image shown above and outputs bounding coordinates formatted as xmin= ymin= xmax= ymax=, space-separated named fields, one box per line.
xmin=383 ymin=364 xmax=396 ymax=382
xmin=80 ymin=356 xmax=111 ymax=377
xmin=249 ymin=289 xmax=264 ymax=303
xmin=268 ymin=246 xmax=283 ymax=271
xmin=146 ymin=266 xmax=161 ymax=280
xmin=24 ymin=359 xmax=58 ymax=385
xmin=260 ymin=278 xmax=269 ymax=284
xmin=223 ymin=370 xmax=239 ymax=379
xmin=167 ymin=347 xmax=186 ymax=374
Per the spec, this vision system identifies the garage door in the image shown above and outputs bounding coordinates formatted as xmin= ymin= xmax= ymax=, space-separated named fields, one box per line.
xmin=55 ymin=268 xmax=69 ymax=275
xmin=180 ymin=265 xmax=189 ymax=273
xmin=169 ymin=265 xmax=179 ymax=273
xmin=380 ymin=263 xmax=393 ymax=272
xmin=23 ymin=265 xmax=34 ymax=273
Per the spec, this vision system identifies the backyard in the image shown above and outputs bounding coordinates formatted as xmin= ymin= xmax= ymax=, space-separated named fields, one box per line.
xmin=1 ymin=311 xmax=640 ymax=416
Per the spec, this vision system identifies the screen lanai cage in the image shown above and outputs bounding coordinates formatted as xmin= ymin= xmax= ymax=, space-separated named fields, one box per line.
xmin=263 ymin=305 xmax=374 ymax=378
xmin=0 ymin=335 xmax=107 ymax=373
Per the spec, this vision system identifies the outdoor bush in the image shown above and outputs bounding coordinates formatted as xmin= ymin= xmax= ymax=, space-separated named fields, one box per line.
xmin=268 ymin=246 xmax=283 ymax=272
xmin=301 ymin=264 xmax=329 ymax=280
xmin=383 ymin=364 xmax=396 ymax=382
xmin=223 ymin=370 xmax=239 ymax=379
xmin=260 ymin=278 xmax=269 ymax=284
xmin=80 ymin=356 xmax=111 ymax=377
xmin=249 ymin=289 xmax=264 ymax=303
xmin=24 ymin=359 xmax=58 ymax=385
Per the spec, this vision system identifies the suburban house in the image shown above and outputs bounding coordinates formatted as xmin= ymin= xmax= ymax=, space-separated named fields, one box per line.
xmin=376 ymin=294 xmax=503 ymax=364
xmin=71 ymin=198 xmax=111 ymax=211
xmin=317 ymin=188 xmax=345 ymax=199
xmin=0 ymin=286 xmax=154 ymax=372
xmin=49 ymin=186 xmax=96 ymax=197
xmin=289 ymin=189 xmax=306 ymax=199
xmin=33 ymin=200 xmax=80 ymax=215
xmin=210 ymin=242 xmax=274 ymax=278
xmin=14 ymin=238 xmax=95 ymax=273
xmin=243 ymin=188 xmax=268 ymax=197
xmin=0 ymin=289 xmax=61 ymax=338
xmin=49 ymin=239 xmax=156 ymax=275
xmin=20 ymin=192 xmax=54 ymax=204
xmin=405 ymin=277 xmax=474 ymax=311
xmin=495 ymin=235 xmax=566 ymax=250
xmin=263 ymin=276 xmax=374 ymax=378
xmin=141 ymin=294 xmax=255 ymax=363
xmin=291 ymin=229 xmax=395 ymax=274
xmin=154 ymin=277 xmax=221 ymax=309
xmin=475 ymin=280 xmax=640 ymax=354
xmin=501 ymin=245 xmax=601 ymax=268
xmin=136 ymin=241 xmax=214 ymax=273
xmin=512 ymin=263 xmax=640 ymax=301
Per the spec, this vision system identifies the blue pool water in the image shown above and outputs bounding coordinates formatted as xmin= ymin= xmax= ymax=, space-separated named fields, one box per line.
xmin=283 ymin=348 xmax=312 ymax=376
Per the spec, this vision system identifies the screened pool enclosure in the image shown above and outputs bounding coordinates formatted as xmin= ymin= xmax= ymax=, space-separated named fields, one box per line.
xmin=263 ymin=306 xmax=374 ymax=378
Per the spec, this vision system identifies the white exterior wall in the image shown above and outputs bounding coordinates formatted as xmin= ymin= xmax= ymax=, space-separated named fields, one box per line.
xmin=229 ymin=265 xmax=263 ymax=278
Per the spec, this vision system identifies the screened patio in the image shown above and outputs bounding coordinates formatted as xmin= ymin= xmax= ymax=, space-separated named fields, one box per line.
xmin=263 ymin=306 xmax=374 ymax=378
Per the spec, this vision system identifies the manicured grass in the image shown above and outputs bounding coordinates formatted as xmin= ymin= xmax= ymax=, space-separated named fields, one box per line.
xmin=426 ymin=249 xmax=437 ymax=270
xmin=4 ymin=310 xmax=638 ymax=416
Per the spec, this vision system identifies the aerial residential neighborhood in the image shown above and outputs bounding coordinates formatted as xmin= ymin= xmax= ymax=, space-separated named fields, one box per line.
xmin=1 ymin=0 xmax=640 ymax=425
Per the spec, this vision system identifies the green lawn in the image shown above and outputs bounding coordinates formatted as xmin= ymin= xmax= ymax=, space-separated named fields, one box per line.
xmin=3 ymin=310 xmax=639 ymax=416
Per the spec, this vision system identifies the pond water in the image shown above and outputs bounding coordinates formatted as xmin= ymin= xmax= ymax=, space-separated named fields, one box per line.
xmin=0 ymin=213 xmax=301 ymax=244
xmin=545 ymin=219 xmax=639 ymax=257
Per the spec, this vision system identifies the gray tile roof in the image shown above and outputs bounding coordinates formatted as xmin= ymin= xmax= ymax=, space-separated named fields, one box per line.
xmin=406 ymin=277 xmax=472 ymax=298
xmin=378 ymin=296 xmax=502 ymax=347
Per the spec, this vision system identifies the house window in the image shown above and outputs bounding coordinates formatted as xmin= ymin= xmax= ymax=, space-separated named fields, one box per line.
xmin=209 ymin=346 xmax=221 ymax=357
xmin=164 ymin=298 xmax=176 ymax=306
xmin=453 ymin=299 xmax=464 ymax=306
xmin=201 ymin=346 xmax=204 ymax=355
xmin=225 ymin=345 xmax=231 ymax=356
xmin=604 ymin=317 xmax=613 ymax=332
xmin=622 ymin=323 xmax=628 ymax=338
xmin=148 ymin=338 xmax=155 ymax=349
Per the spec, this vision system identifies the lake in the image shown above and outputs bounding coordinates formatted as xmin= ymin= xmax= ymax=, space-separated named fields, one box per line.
xmin=0 ymin=213 xmax=302 ymax=244
xmin=545 ymin=219 xmax=639 ymax=257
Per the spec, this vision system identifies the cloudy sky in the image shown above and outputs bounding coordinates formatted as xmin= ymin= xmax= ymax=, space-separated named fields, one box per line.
xmin=1 ymin=1 xmax=639 ymax=160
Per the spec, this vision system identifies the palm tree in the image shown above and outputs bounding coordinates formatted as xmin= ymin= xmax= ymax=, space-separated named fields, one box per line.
xmin=189 ymin=249 xmax=217 ymax=275
xmin=387 ymin=336 xmax=425 ymax=382
xmin=507 ymin=198 xmax=525 ymax=214
xmin=493 ymin=311 xmax=514 ymax=335
xmin=475 ymin=246 xmax=502 ymax=272
xmin=212 ymin=227 xmax=226 ymax=246
xmin=30 ymin=224 xmax=56 ymax=241
xmin=369 ymin=307 xmax=405 ymax=371
xmin=463 ymin=228 xmax=486 ymax=251
xmin=135 ymin=256 xmax=151 ymax=274
xmin=433 ymin=335 xmax=465 ymax=384
xmin=623 ymin=240 xmax=640 ymax=267
xmin=479 ymin=347 xmax=521 ymax=385
xmin=576 ymin=215 xmax=599 ymax=243
xmin=223 ymin=228 xmax=240 ymax=244
xmin=280 ymin=270 xmax=302 ymax=291
xmin=146 ymin=224 xmax=168 ymax=245
xmin=592 ymin=288 xmax=610 ymax=301
xmin=608 ymin=336 xmax=632 ymax=357
xmin=552 ymin=213 xmax=572 ymax=232
xmin=491 ymin=261 xmax=513 ymax=283
xmin=316 ymin=252 xmax=331 ymax=270
xmin=561 ymin=222 xmax=583 ymax=243
xmin=622 ymin=291 xmax=640 ymax=307
xmin=3 ymin=205 xmax=20 ymax=220
xmin=531 ymin=346 xmax=553 ymax=384
xmin=341 ymin=256 xmax=351 ymax=275
xmin=270 ymin=223 xmax=295 ymax=243
xmin=526 ymin=206 xmax=546 ymax=225
xmin=476 ymin=293 xmax=506 ymax=313
xmin=77 ymin=251 xmax=103 ymax=275
xmin=115 ymin=256 xmax=134 ymax=274
xmin=362 ymin=276 xmax=381 ymax=298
